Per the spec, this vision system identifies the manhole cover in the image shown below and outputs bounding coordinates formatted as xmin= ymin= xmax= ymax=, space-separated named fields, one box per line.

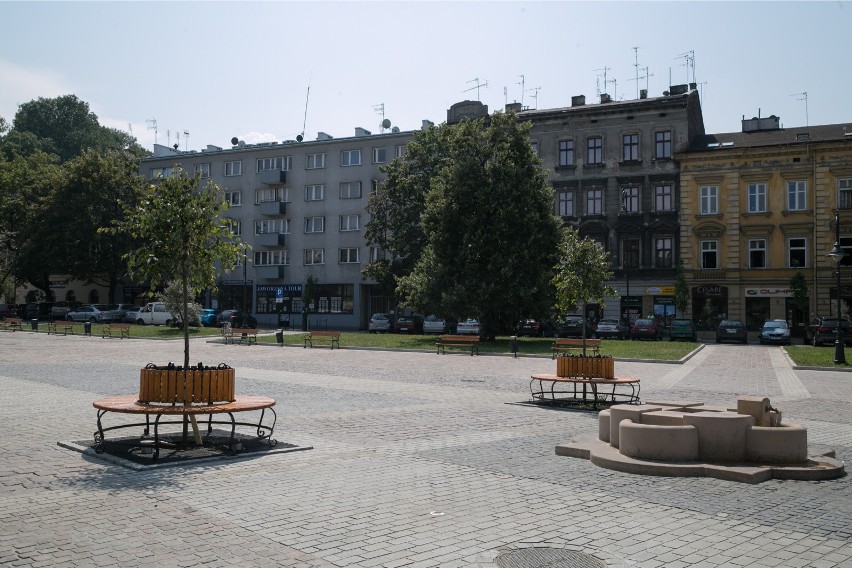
xmin=494 ymin=548 xmax=605 ymax=568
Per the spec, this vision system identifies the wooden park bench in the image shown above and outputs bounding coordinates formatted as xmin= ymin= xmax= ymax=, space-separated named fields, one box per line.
xmin=436 ymin=334 xmax=480 ymax=355
xmin=304 ymin=330 xmax=341 ymax=349
xmin=551 ymin=338 xmax=601 ymax=358
xmin=0 ymin=317 xmax=24 ymax=331
xmin=47 ymin=320 xmax=75 ymax=335
xmin=102 ymin=322 xmax=131 ymax=339
xmin=231 ymin=328 xmax=258 ymax=345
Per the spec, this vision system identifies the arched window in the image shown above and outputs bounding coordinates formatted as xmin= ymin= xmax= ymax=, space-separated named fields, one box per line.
xmin=89 ymin=289 xmax=100 ymax=304
xmin=66 ymin=290 xmax=76 ymax=302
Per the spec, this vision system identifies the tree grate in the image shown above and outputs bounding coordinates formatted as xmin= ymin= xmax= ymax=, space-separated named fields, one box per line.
xmin=494 ymin=548 xmax=606 ymax=568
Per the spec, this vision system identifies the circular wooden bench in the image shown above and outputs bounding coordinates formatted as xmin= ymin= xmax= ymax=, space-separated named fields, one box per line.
xmin=530 ymin=373 xmax=641 ymax=410
xmin=93 ymin=394 xmax=277 ymax=460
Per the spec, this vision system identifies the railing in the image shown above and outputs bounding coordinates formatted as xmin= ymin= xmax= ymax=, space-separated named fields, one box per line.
xmin=693 ymin=269 xmax=726 ymax=280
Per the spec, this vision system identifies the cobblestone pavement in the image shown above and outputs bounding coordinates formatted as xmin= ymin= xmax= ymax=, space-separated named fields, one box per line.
xmin=0 ymin=333 xmax=850 ymax=567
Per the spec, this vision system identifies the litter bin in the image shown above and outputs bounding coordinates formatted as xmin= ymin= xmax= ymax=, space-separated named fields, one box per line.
xmin=83 ymin=321 xmax=92 ymax=336
xmin=31 ymin=319 xmax=38 ymax=331
xmin=510 ymin=336 xmax=519 ymax=358
xmin=275 ymin=330 xmax=284 ymax=345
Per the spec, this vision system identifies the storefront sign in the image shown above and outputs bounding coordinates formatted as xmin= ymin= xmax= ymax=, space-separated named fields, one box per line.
xmin=693 ymin=285 xmax=727 ymax=297
xmin=645 ymin=286 xmax=674 ymax=295
xmin=745 ymin=288 xmax=792 ymax=297
xmin=221 ymin=280 xmax=254 ymax=285
xmin=257 ymin=284 xmax=302 ymax=293
xmin=49 ymin=278 xmax=70 ymax=289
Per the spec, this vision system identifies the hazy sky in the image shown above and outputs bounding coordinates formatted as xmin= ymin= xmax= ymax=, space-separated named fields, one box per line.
xmin=1 ymin=1 xmax=849 ymax=152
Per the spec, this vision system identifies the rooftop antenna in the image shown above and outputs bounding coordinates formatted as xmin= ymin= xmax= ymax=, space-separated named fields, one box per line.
xmin=642 ymin=66 xmax=654 ymax=92
xmin=127 ymin=123 xmax=133 ymax=136
xmin=146 ymin=118 xmax=158 ymax=145
xmin=526 ymin=86 xmax=541 ymax=109
xmin=607 ymin=77 xmax=618 ymax=100
xmin=503 ymin=86 xmax=508 ymax=106
xmin=517 ymin=74 xmax=525 ymax=106
xmin=464 ymin=77 xmax=489 ymax=101
xmin=633 ymin=46 xmax=640 ymax=98
xmin=373 ymin=103 xmax=387 ymax=132
xmin=166 ymin=129 xmax=171 ymax=148
xmin=183 ymin=130 xmax=190 ymax=151
xmin=791 ymin=91 xmax=809 ymax=126
xmin=300 ymin=75 xmax=311 ymax=142
xmin=676 ymin=50 xmax=696 ymax=84
xmin=594 ymin=66 xmax=610 ymax=97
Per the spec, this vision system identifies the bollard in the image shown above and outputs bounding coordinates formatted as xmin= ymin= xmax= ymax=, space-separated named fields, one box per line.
xmin=30 ymin=319 xmax=38 ymax=331
xmin=83 ymin=321 xmax=92 ymax=336
xmin=510 ymin=336 xmax=519 ymax=358
xmin=275 ymin=330 xmax=284 ymax=345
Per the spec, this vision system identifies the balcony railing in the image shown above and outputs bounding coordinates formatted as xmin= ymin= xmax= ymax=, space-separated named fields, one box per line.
xmin=693 ymin=269 xmax=726 ymax=280
xmin=254 ymin=232 xmax=286 ymax=247
xmin=255 ymin=265 xmax=286 ymax=279
xmin=257 ymin=201 xmax=287 ymax=216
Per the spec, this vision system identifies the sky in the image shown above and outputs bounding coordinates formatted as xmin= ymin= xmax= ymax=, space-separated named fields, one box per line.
xmin=1 ymin=1 xmax=850 ymax=152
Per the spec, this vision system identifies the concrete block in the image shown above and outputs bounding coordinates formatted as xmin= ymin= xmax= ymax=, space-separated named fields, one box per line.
xmin=642 ymin=410 xmax=686 ymax=426
xmin=737 ymin=396 xmax=772 ymax=427
xmin=609 ymin=404 xmax=662 ymax=448
xmin=683 ymin=411 xmax=754 ymax=462
xmin=619 ymin=421 xmax=699 ymax=461
xmin=746 ymin=423 xmax=808 ymax=463
xmin=598 ymin=409 xmax=611 ymax=442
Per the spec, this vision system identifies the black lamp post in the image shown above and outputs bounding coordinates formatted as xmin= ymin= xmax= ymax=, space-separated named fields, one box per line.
xmin=826 ymin=209 xmax=847 ymax=365
xmin=621 ymin=189 xmax=631 ymax=322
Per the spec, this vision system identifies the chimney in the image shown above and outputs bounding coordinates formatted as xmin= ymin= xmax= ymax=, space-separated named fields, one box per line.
xmin=505 ymin=102 xmax=522 ymax=112
xmin=421 ymin=120 xmax=434 ymax=130
xmin=639 ymin=89 xmax=648 ymax=99
xmin=669 ymin=84 xmax=689 ymax=96
xmin=354 ymin=127 xmax=371 ymax=137
xmin=600 ymin=93 xmax=612 ymax=103
xmin=571 ymin=95 xmax=586 ymax=107
xmin=317 ymin=132 xmax=333 ymax=141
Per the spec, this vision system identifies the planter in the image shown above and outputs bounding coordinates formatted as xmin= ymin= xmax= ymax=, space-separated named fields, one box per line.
xmin=556 ymin=355 xmax=615 ymax=380
xmin=138 ymin=363 xmax=235 ymax=405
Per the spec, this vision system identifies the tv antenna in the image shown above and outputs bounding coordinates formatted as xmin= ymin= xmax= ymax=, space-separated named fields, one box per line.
xmin=594 ymin=66 xmax=611 ymax=97
xmin=373 ymin=103 xmax=390 ymax=133
xmin=791 ymin=91 xmax=809 ymax=126
xmin=146 ymin=118 xmax=158 ymax=145
xmin=183 ymin=130 xmax=190 ymax=151
xmin=300 ymin=76 xmax=311 ymax=142
xmin=676 ymin=50 xmax=696 ymax=84
xmin=526 ymin=86 xmax=541 ymax=109
xmin=632 ymin=47 xmax=640 ymax=98
xmin=503 ymin=86 xmax=508 ymax=106
xmin=607 ymin=77 xmax=618 ymax=100
xmin=517 ymin=74 xmax=525 ymax=106
xmin=630 ymin=65 xmax=654 ymax=97
xmin=464 ymin=77 xmax=489 ymax=101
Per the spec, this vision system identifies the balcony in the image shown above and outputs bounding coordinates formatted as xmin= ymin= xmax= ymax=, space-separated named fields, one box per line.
xmin=258 ymin=169 xmax=286 ymax=185
xmin=257 ymin=201 xmax=287 ymax=216
xmin=254 ymin=232 xmax=286 ymax=247
xmin=255 ymin=265 xmax=286 ymax=279
xmin=693 ymin=269 xmax=726 ymax=281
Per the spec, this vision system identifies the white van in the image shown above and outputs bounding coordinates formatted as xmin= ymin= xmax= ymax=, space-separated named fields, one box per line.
xmin=135 ymin=302 xmax=176 ymax=326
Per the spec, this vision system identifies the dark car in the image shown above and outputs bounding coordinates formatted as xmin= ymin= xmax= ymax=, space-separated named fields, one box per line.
xmin=516 ymin=320 xmax=545 ymax=337
xmin=200 ymin=308 xmax=221 ymax=327
xmin=669 ymin=318 xmax=697 ymax=342
xmin=0 ymin=303 xmax=11 ymax=319
xmin=807 ymin=317 xmax=852 ymax=347
xmin=630 ymin=318 xmax=662 ymax=341
xmin=593 ymin=318 xmax=629 ymax=339
xmin=557 ymin=315 xmax=587 ymax=338
xmin=393 ymin=315 xmax=424 ymax=333
xmin=716 ymin=319 xmax=748 ymax=344
xmin=216 ymin=309 xmax=257 ymax=329
xmin=759 ymin=320 xmax=791 ymax=345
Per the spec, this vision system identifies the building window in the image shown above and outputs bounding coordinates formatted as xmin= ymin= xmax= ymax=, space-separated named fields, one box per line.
xmin=372 ymin=147 xmax=387 ymax=164
xmin=655 ymin=130 xmax=672 ymax=159
xmin=623 ymin=238 xmax=640 ymax=269
xmin=558 ymin=140 xmax=574 ymax=166
xmin=622 ymin=134 xmax=639 ymax=161
xmin=341 ymin=149 xmax=362 ymax=166
xmin=224 ymin=161 xmax=242 ymax=176
xmin=369 ymin=246 xmax=381 ymax=261
xmin=655 ymin=184 xmax=673 ymax=211
xmin=655 ymin=237 xmax=673 ymax=268
xmin=151 ymin=167 xmax=174 ymax=179
xmin=306 ymin=153 xmax=326 ymax=170
xmin=255 ymin=187 xmax=287 ymax=203
xmin=339 ymin=214 xmax=361 ymax=232
xmin=749 ymin=239 xmax=767 ymax=268
xmin=530 ymin=141 xmax=539 ymax=155
xmin=839 ymin=178 xmax=852 ymax=209
xmin=701 ymin=240 xmax=718 ymax=269
xmin=304 ymin=248 xmax=324 ymax=265
xmin=339 ymin=248 xmax=360 ymax=264
xmin=788 ymin=237 xmax=807 ymax=268
xmin=700 ymin=185 xmax=719 ymax=215
xmin=228 ymin=220 xmax=241 ymax=236
xmin=305 ymin=184 xmax=325 ymax=201
xmin=255 ymin=219 xmax=288 ymax=235
xmin=586 ymin=188 xmax=603 ymax=215
xmin=254 ymin=249 xmax=289 ymax=266
xmin=371 ymin=179 xmax=380 ymax=196
xmin=340 ymin=182 xmax=362 ymax=199
xmin=195 ymin=163 xmax=210 ymax=178
xmin=395 ymin=145 xmax=405 ymax=158
xmin=557 ymin=190 xmax=574 ymax=217
xmin=304 ymin=216 xmax=325 ymax=233
xmin=747 ymin=183 xmax=767 ymax=213
xmin=787 ymin=180 xmax=807 ymax=211
xmin=587 ymin=137 xmax=603 ymax=165
xmin=224 ymin=191 xmax=242 ymax=206
xmin=256 ymin=156 xmax=291 ymax=172
xmin=622 ymin=185 xmax=640 ymax=213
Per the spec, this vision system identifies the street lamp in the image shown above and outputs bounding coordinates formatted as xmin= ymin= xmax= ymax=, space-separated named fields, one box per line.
xmin=826 ymin=209 xmax=847 ymax=365
xmin=621 ymin=189 xmax=631 ymax=323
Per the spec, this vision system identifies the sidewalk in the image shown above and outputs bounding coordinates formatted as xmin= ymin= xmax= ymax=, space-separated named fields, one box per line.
xmin=0 ymin=333 xmax=849 ymax=567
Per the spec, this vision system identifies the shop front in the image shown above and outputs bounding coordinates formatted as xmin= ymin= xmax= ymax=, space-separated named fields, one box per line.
xmin=692 ymin=285 xmax=728 ymax=331
xmin=744 ymin=287 xmax=792 ymax=331
xmin=218 ymin=279 xmax=254 ymax=312
xmin=256 ymin=284 xmax=303 ymax=329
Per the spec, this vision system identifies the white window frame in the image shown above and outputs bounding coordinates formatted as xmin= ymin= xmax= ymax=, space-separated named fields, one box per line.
xmin=254 ymin=219 xmax=288 ymax=235
xmin=371 ymin=179 xmax=380 ymax=196
xmin=747 ymin=183 xmax=767 ymax=213
xmin=395 ymin=145 xmax=405 ymax=158
xmin=700 ymin=185 xmax=719 ymax=215
xmin=655 ymin=130 xmax=672 ymax=159
xmin=372 ymin=147 xmax=387 ymax=164
xmin=788 ymin=237 xmax=807 ymax=268
xmin=254 ymin=249 xmax=289 ymax=266
xmin=654 ymin=184 xmax=673 ymax=212
xmin=256 ymin=156 xmax=292 ymax=172
xmin=304 ymin=248 xmax=325 ymax=265
xmin=341 ymin=149 xmax=362 ymax=167
xmin=306 ymin=153 xmax=326 ymax=170
xmin=558 ymin=140 xmax=574 ymax=167
xmin=369 ymin=246 xmax=381 ymax=261
xmin=557 ymin=190 xmax=574 ymax=217
xmin=622 ymin=185 xmax=640 ymax=213
xmin=749 ymin=239 xmax=767 ymax=269
xmin=655 ymin=236 xmax=673 ymax=268
xmin=195 ymin=163 xmax=210 ymax=178
xmin=340 ymin=182 xmax=362 ymax=199
xmin=228 ymin=220 xmax=242 ymax=236
xmin=787 ymin=180 xmax=807 ymax=211
xmin=339 ymin=248 xmax=360 ymax=264
xmin=339 ymin=214 xmax=361 ymax=232
xmin=304 ymin=216 xmax=325 ymax=233
xmin=305 ymin=184 xmax=325 ymax=201
xmin=224 ymin=191 xmax=242 ymax=206
xmin=701 ymin=240 xmax=719 ymax=269
xmin=224 ymin=161 xmax=242 ymax=176
xmin=840 ymin=178 xmax=852 ymax=210
xmin=255 ymin=187 xmax=288 ymax=204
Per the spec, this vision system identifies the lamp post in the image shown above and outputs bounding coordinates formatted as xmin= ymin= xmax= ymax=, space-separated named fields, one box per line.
xmin=621 ymin=189 xmax=631 ymax=323
xmin=826 ymin=209 xmax=847 ymax=365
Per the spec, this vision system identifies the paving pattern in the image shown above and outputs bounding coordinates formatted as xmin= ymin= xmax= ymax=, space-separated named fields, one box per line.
xmin=0 ymin=333 xmax=850 ymax=567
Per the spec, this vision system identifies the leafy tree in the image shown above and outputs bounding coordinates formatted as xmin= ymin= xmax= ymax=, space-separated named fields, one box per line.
xmin=552 ymin=227 xmax=617 ymax=352
xmin=162 ymin=280 xmax=202 ymax=326
xmin=790 ymin=271 xmax=810 ymax=337
xmin=103 ymin=167 xmax=243 ymax=368
xmin=371 ymin=112 xmax=561 ymax=339
xmin=674 ymin=260 xmax=691 ymax=316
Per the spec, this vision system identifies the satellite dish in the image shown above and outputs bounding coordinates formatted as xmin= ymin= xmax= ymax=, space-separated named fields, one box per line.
xmin=381 ymin=118 xmax=391 ymax=129
xmin=238 ymin=140 xmax=245 ymax=148
xmin=391 ymin=126 xmax=400 ymax=133
xmin=296 ymin=134 xmax=304 ymax=143
xmin=231 ymin=137 xmax=239 ymax=145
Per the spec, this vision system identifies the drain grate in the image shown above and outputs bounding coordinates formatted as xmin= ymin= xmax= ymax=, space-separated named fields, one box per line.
xmin=494 ymin=548 xmax=606 ymax=568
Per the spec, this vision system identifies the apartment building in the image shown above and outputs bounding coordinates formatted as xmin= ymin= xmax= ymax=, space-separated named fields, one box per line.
xmin=140 ymin=127 xmax=415 ymax=330
xmin=678 ymin=116 xmax=852 ymax=335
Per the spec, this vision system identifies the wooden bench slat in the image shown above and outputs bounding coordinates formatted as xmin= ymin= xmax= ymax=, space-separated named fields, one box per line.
xmin=551 ymin=338 xmax=601 ymax=358
xmin=304 ymin=331 xmax=341 ymax=349
xmin=436 ymin=334 xmax=480 ymax=355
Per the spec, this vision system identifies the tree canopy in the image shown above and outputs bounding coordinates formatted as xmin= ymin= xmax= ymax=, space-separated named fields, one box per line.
xmin=365 ymin=111 xmax=562 ymax=338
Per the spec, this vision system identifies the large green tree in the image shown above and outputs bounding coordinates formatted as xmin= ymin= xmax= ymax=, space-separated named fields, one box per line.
xmin=368 ymin=111 xmax=561 ymax=339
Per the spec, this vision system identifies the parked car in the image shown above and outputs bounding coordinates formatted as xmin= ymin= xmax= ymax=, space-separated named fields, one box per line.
xmin=368 ymin=313 xmax=391 ymax=333
xmin=393 ymin=315 xmax=424 ymax=333
xmin=106 ymin=303 xmax=136 ymax=323
xmin=199 ymin=308 xmax=221 ymax=327
xmin=807 ymin=317 xmax=852 ymax=347
xmin=51 ymin=302 xmax=78 ymax=319
xmin=423 ymin=315 xmax=447 ymax=334
xmin=123 ymin=307 xmax=142 ymax=323
xmin=456 ymin=318 xmax=481 ymax=335
xmin=557 ymin=314 xmax=587 ymax=338
xmin=216 ymin=309 xmax=257 ymax=329
xmin=716 ymin=319 xmax=748 ymax=344
xmin=630 ymin=318 xmax=662 ymax=340
xmin=669 ymin=318 xmax=697 ymax=342
xmin=136 ymin=302 xmax=178 ymax=326
xmin=0 ymin=303 xmax=11 ymax=319
xmin=594 ymin=318 xmax=629 ymax=339
xmin=66 ymin=304 xmax=108 ymax=322
xmin=759 ymin=319 xmax=791 ymax=345
xmin=516 ymin=319 xmax=546 ymax=337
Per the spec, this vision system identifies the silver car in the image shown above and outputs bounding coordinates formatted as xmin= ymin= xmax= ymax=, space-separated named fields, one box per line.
xmin=368 ymin=313 xmax=391 ymax=333
xmin=66 ymin=304 xmax=107 ymax=322
xmin=456 ymin=319 xmax=481 ymax=335
xmin=423 ymin=315 xmax=447 ymax=334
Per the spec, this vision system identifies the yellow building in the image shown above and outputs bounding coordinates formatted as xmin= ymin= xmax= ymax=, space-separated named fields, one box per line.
xmin=678 ymin=117 xmax=852 ymax=337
